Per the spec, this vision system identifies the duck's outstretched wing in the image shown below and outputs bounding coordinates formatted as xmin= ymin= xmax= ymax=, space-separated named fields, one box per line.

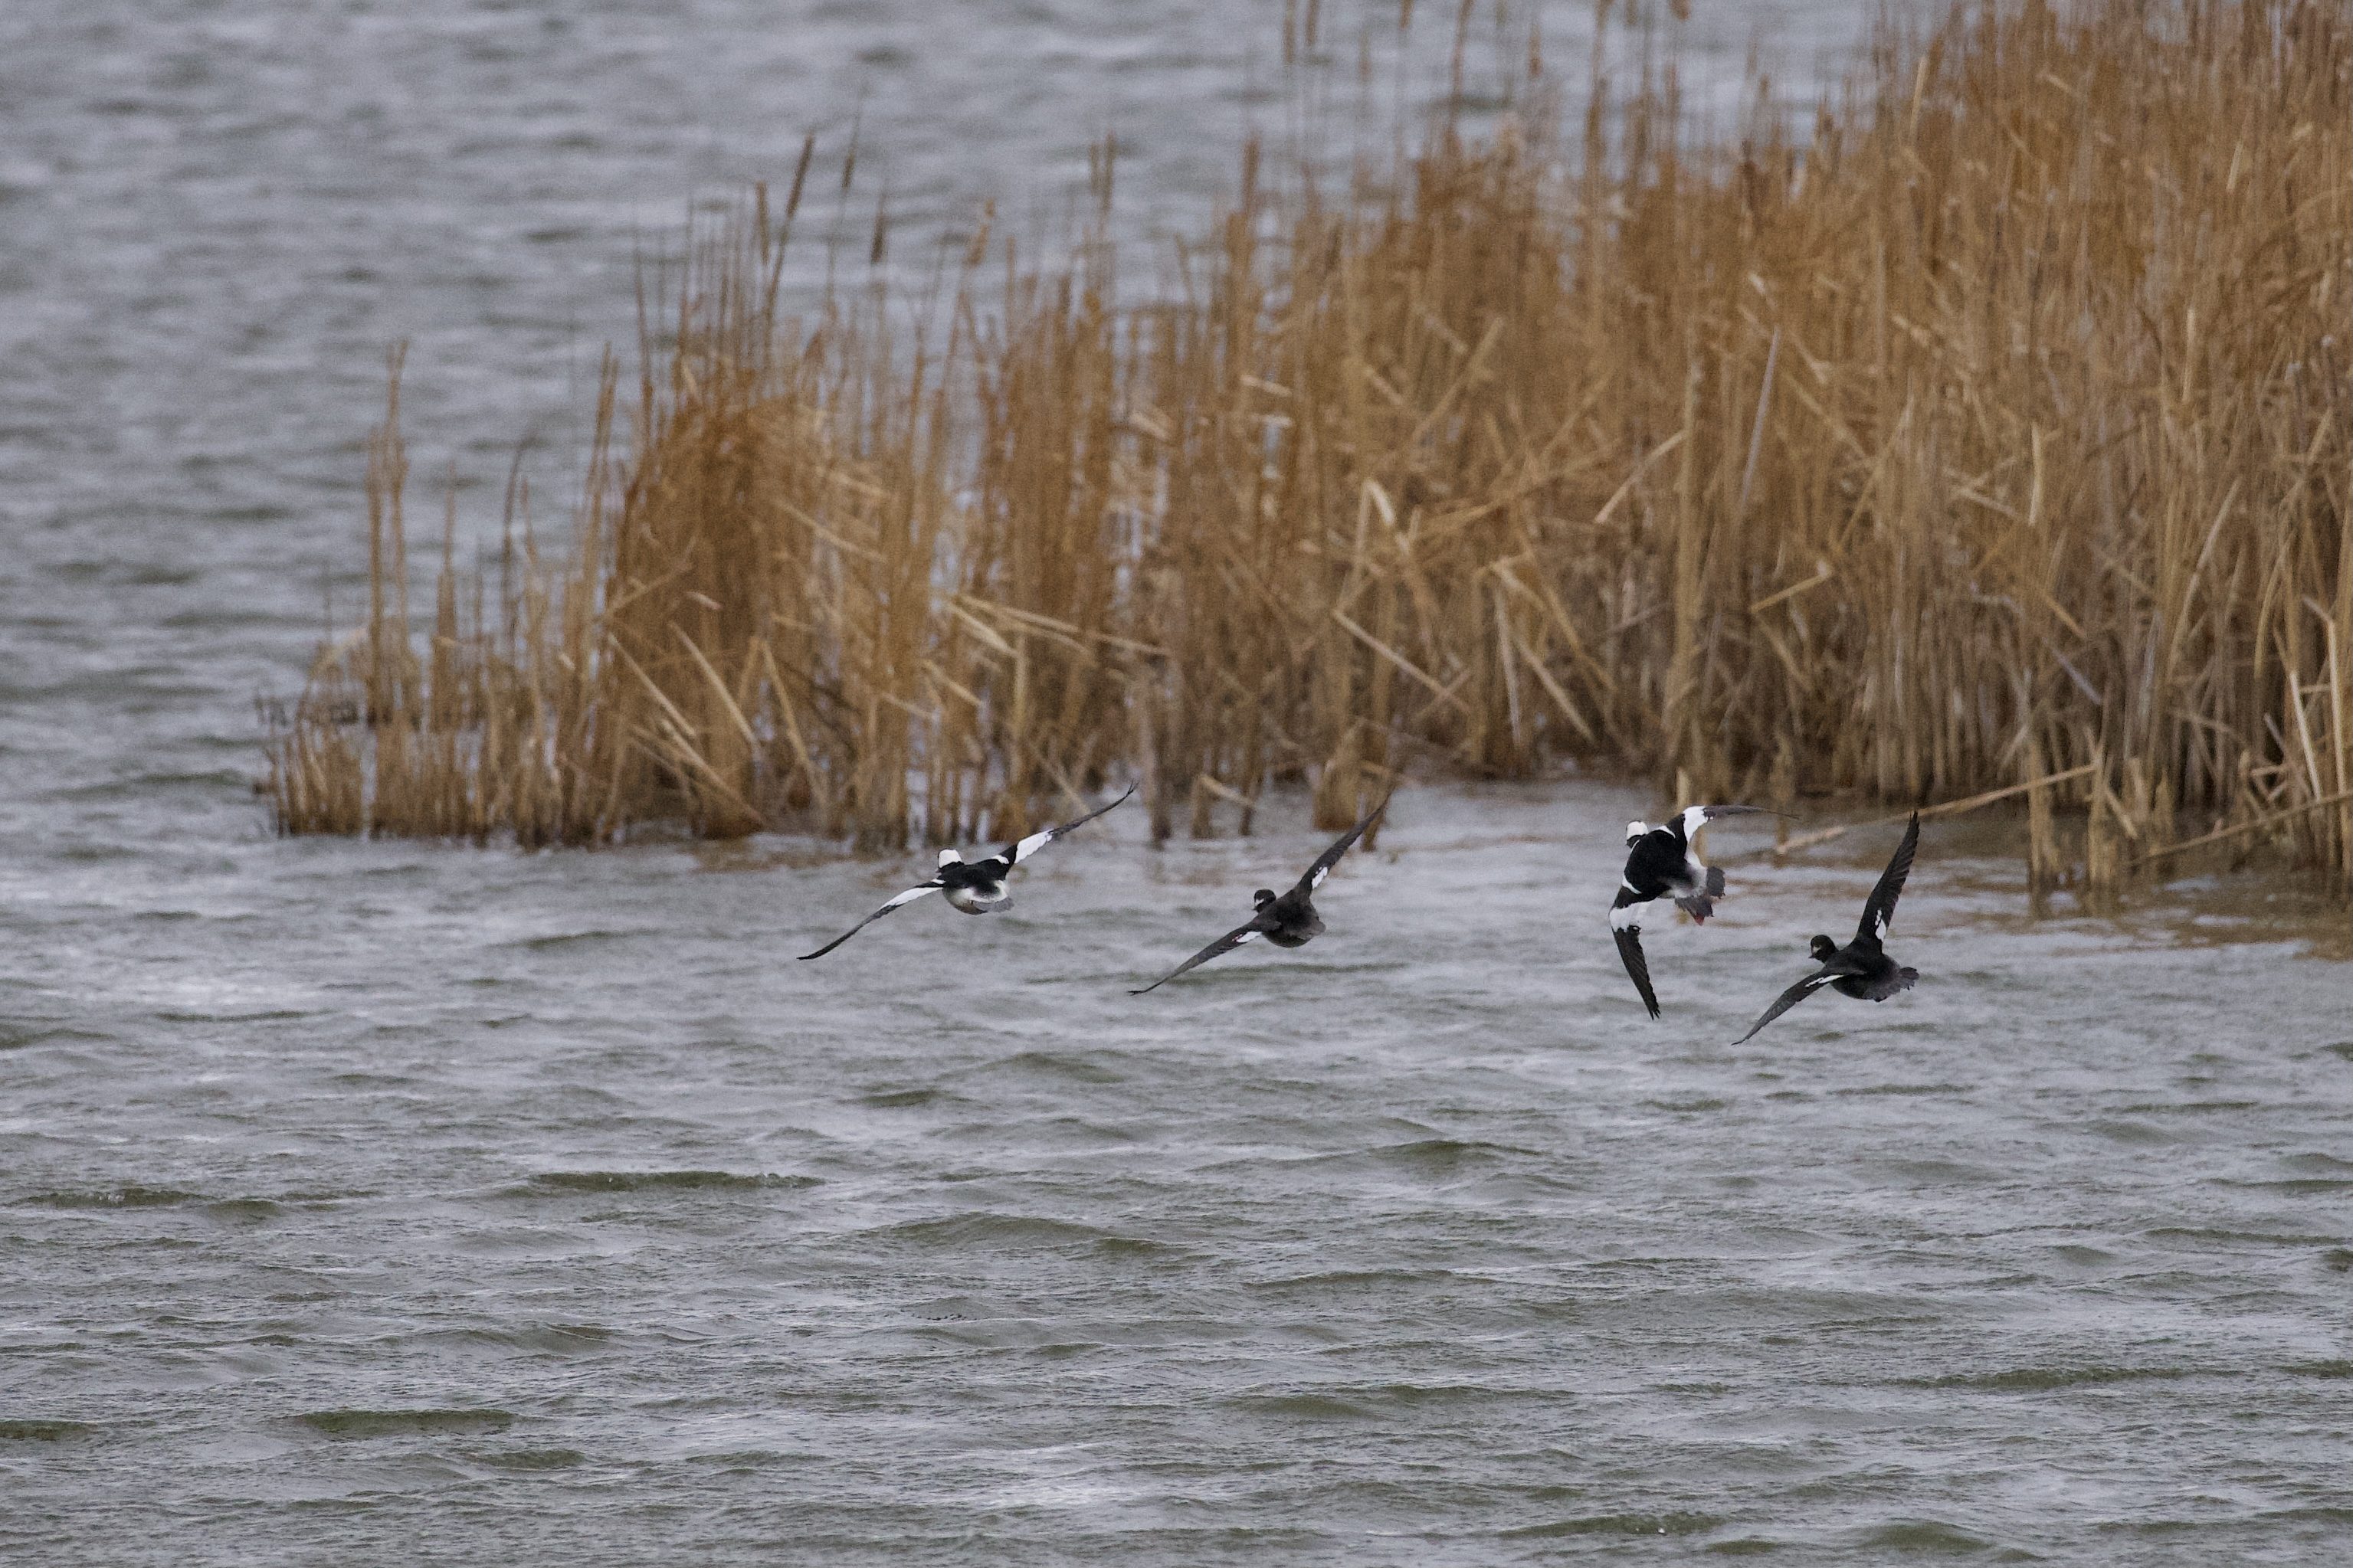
xmin=1610 ymin=891 xmax=1661 ymax=1020
xmin=1733 ymin=964 xmax=1847 ymax=1044
xmin=798 ymin=882 xmax=943 ymax=960
xmin=1131 ymin=915 xmax=1273 ymax=994
xmin=1676 ymin=804 xmax=1781 ymax=837
xmin=1001 ymin=784 xmax=1136 ymax=866
xmin=1293 ymin=791 xmax=1394 ymax=897
xmin=1855 ymin=812 xmax=1921 ymax=944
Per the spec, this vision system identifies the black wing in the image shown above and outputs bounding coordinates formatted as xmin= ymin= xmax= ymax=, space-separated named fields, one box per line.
xmin=1131 ymin=915 xmax=1273 ymax=994
xmin=1613 ymin=928 xmax=1660 ymax=1020
xmin=1609 ymin=888 xmax=1661 ymax=1019
xmin=1855 ymin=812 xmax=1920 ymax=944
xmin=1732 ymin=964 xmax=1847 ymax=1044
xmin=798 ymin=882 xmax=943 ymax=960
xmin=1293 ymin=790 xmax=1394 ymax=897
xmin=1001 ymin=784 xmax=1136 ymax=866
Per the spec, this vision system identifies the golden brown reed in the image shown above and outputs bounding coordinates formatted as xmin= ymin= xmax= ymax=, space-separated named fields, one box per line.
xmin=267 ymin=0 xmax=2351 ymax=899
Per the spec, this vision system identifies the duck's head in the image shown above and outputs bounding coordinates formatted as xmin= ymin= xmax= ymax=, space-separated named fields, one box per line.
xmin=1624 ymin=820 xmax=1648 ymax=846
xmin=937 ymin=848 xmax=962 ymax=867
xmin=1252 ymin=888 xmax=1277 ymax=908
xmin=1808 ymin=934 xmax=1837 ymax=961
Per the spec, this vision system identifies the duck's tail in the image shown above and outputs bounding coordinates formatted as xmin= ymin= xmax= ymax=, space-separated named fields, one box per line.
xmin=1675 ymin=867 xmax=1727 ymax=924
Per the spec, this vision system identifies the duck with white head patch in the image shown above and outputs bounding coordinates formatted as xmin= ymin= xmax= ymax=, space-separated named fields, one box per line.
xmin=1131 ymin=791 xmax=1391 ymax=994
xmin=798 ymin=786 xmax=1134 ymax=960
xmin=1733 ymin=812 xmax=1920 ymax=1043
xmin=1610 ymin=803 xmax=1778 ymax=1019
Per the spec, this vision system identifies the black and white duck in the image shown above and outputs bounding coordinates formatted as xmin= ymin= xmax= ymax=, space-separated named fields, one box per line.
xmin=798 ymin=786 xmax=1135 ymax=960
xmin=1611 ymin=804 xmax=1777 ymax=1019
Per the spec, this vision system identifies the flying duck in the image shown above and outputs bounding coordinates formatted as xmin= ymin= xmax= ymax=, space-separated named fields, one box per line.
xmin=798 ymin=785 xmax=1135 ymax=960
xmin=1131 ymin=792 xmax=1392 ymax=994
xmin=1611 ymin=804 xmax=1776 ymax=1019
xmin=1733 ymin=811 xmax=1920 ymax=1043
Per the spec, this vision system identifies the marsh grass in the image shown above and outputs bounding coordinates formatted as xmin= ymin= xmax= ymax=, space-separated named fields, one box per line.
xmin=267 ymin=0 xmax=2351 ymax=896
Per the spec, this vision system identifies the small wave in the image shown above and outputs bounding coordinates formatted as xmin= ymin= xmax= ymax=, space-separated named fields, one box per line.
xmin=21 ymin=1186 xmax=202 ymax=1210
xmin=1374 ymin=1136 xmax=1532 ymax=1171
xmin=2047 ymin=1243 xmax=2115 ymax=1266
xmin=0 ymin=1026 xmax=117 ymax=1052
xmin=297 ymin=1408 xmax=515 ymax=1439
xmin=2286 ymin=1359 xmax=2353 ymax=1379
xmin=525 ymin=1170 xmax=818 ymax=1193
xmin=975 ymin=1049 xmax=1126 ymax=1085
xmin=1506 ymin=1511 xmax=1721 ymax=1539
xmin=478 ymin=1447 xmax=585 ymax=1471
xmin=507 ymin=929 xmax=652 ymax=951
xmin=1906 ymin=1364 xmax=2196 ymax=1391
xmin=1220 ymin=1391 xmax=1378 ymax=1420
xmin=426 ymin=1324 xmax=615 ymax=1355
xmin=1873 ymin=1157 xmax=2004 ymax=1184
xmin=1275 ymin=1138 xmax=1534 ymax=1178
xmin=2086 ymin=1118 xmax=2184 ymax=1146
xmin=1855 ymin=1520 xmax=1998 ymax=1554
xmin=2146 ymin=1226 xmax=2339 ymax=1246
xmin=0 ymin=1419 xmax=95 ymax=1442
xmin=857 ymin=1086 xmax=949 ymax=1108
xmin=153 ymin=1009 xmax=320 ymax=1024
xmin=1247 ymin=1268 xmax=1462 ymax=1294
xmin=878 ymin=1213 xmax=1110 ymax=1248
xmin=1830 ymin=1082 xmax=1974 ymax=1098
xmin=1091 ymin=1234 xmax=1188 ymax=1259
xmin=2258 ymin=1506 xmax=2353 ymax=1526
xmin=57 ymin=769 xmax=251 ymax=800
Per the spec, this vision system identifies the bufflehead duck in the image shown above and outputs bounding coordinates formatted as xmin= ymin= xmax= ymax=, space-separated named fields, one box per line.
xmin=1611 ymin=804 xmax=1775 ymax=1018
xmin=1733 ymin=811 xmax=1920 ymax=1043
xmin=1132 ymin=793 xmax=1392 ymax=994
xmin=798 ymin=786 xmax=1135 ymax=960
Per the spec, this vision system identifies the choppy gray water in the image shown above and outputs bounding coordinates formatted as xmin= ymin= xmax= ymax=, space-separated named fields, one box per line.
xmin=5 ymin=2 xmax=2353 ymax=1563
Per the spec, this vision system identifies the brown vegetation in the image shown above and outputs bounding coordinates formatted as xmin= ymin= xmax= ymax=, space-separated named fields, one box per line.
xmin=266 ymin=0 xmax=2351 ymax=900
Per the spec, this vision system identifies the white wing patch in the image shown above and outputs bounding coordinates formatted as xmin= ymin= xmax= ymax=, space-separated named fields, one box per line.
xmin=1609 ymin=902 xmax=1643 ymax=933
xmin=1234 ymin=930 xmax=1262 ymax=945
xmin=883 ymin=884 xmax=941 ymax=911
xmin=1009 ymin=828 xmax=1056 ymax=864
xmin=1680 ymin=804 xmax=1712 ymax=839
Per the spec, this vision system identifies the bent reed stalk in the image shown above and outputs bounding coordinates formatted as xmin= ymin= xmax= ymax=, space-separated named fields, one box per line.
xmin=265 ymin=0 xmax=2352 ymax=898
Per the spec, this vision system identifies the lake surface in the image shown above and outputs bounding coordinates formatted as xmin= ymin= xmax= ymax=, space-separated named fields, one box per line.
xmin=5 ymin=2 xmax=2352 ymax=1562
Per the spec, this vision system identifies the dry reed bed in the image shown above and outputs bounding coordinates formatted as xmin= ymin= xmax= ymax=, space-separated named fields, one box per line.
xmin=267 ymin=0 xmax=2352 ymax=900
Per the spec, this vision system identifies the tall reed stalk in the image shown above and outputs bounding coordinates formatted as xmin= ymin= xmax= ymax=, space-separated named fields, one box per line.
xmin=267 ymin=0 xmax=2351 ymax=896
